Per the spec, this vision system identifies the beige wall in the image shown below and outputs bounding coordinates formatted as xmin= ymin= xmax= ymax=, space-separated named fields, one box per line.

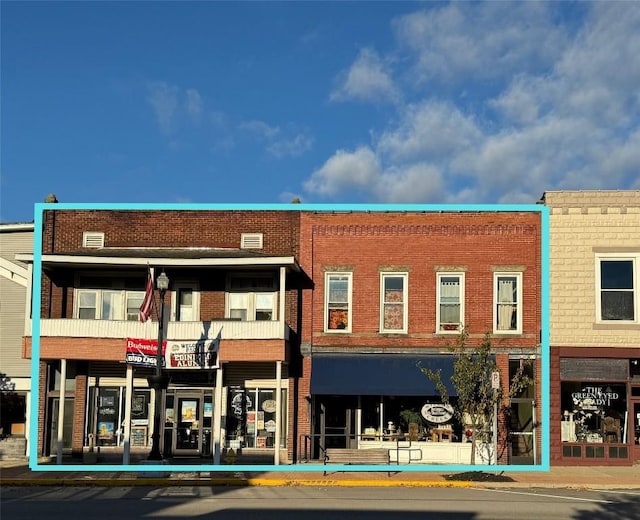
xmin=0 ymin=225 xmax=33 ymax=379
xmin=546 ymin=191 xmax=640 ymax=348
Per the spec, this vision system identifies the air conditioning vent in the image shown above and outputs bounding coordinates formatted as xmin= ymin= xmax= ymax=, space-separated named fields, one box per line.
xmin=241 ymin=233 xmax=263 ymax=249
xmin=83 ymin=232 xmax=105 ymax=248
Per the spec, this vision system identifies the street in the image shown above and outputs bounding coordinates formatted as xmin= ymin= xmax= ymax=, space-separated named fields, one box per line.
xmin=2 ymin=486 xmax=639 ymax=520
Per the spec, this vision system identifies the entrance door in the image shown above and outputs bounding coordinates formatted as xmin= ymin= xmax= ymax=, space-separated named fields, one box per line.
xmin=173 ymin=394 xmax=202 ymax=456
xmin=632 ymin=400 xmax=640 ymax=461
xmin=509 ymin=401 xmax=535 ymax=465
xmin=317 ymin=396 xmax=357 ymax=451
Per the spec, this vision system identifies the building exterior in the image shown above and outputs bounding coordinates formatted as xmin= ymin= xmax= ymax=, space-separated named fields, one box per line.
xmin=20 ymin=209 xmax=304 ymax=463
xmin=0 ymin=223 xmax=34 ymax=459
xmin=545 ymin=190 xmax=640 ymax=466
xmin=298 ymin=210 xmax=543 ymax=465
xmin=18 ymin=206 xmax=545 ymax=466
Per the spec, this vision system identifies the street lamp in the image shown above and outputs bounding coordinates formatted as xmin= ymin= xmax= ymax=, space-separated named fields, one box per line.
xmin=148 ymin=270 xmax=170 ymax=461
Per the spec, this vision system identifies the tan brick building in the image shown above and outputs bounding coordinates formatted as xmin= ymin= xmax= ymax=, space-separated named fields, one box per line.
xmin=545 ymin=190 xmax=640 ymax=465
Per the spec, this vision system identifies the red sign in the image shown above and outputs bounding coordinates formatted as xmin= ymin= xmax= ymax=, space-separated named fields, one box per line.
xmin=125 ymin=338 xmax=167 ymax=368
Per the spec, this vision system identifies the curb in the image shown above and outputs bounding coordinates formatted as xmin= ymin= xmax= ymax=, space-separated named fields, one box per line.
xmin=0 ymin=477 xmax=473 ymax=488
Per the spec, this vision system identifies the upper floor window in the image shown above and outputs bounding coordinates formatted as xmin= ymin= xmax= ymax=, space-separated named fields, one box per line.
xmin=597 ymin=256 xmax=637 ymax=322
xmin=494 ymin=273 xmax=522 ymax=334
xmin=325 ymin=273 xmax=352 ymax=332
xmin=227 ymin=275 xmax=277 ymax=321
xmin=380 ymin=273 xmax=408 ymax=333
xmin=437 ymin=273 xmax=464 ymax=332
xmin=75 ymin=275 xmax=144 ymax=321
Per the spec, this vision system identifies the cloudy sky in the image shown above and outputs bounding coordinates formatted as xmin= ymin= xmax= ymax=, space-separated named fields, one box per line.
xmin=2 ymin=1 xmax=639 ymax=221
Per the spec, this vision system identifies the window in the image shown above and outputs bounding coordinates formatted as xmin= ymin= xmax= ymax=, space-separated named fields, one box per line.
xmin=494 ymin=273 xmax=522 ymax=333
xmin=226 ymin=275 xmax=277 ymax=321
xmin=172 ymin=283 xmax=199 ymax=322
xmin=380 ymin=273 xmax=408 ymax=333
xmin=75 ymin=276 xmax=145 ymax=321
xmin=437 ymin=273 xmax=464 ymax=332
xmin=597 ymin=257 xmax=637 ymax=322
xmin=325 ymin=273 xmax=352 ymax=332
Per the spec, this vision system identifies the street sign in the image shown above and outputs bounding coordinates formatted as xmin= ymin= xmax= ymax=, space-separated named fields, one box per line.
xmin=491 ymin=371 xmax=500 ymax=390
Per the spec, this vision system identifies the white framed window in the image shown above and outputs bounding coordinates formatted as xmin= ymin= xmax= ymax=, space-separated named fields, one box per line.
xmin=171 ymin=282 xmax=200 ymax=322
xmin=325 ymin=273 xmax=352 ymax=332
xmin=596 ymin=255 xmax=637 ymax=322
xmin=437 ymin=273 xmax=464 ymax=332
xmin=226 ymin=275 xmax=277 ymax=321
xmin=380 ymin=273 xmax=408 ymax=333
xmin=494 ymin=273 xmax=522 ymax=334
xmin=75 ymin=274 xmax=150 ymax=321
xmin=76 ymin=289 xmax=145 ymax=321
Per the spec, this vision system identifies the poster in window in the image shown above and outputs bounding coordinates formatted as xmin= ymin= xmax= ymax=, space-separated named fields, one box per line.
xmin=131 ymin=391 xmax=149 ymax=423
xmin=204 ymin=402 xmax=213 ymax=418
xmin=181 ymin=400 xmax=197 ymax=423
xmin=131 ymin=426 xmax=147 ymax=446
xmin=256 ymin=436 xmax=267 ymax=448
xmin=98 ymin=422 xmax=115 ymax=440
xmin=257 ymin=411 xmax=265 ymax=430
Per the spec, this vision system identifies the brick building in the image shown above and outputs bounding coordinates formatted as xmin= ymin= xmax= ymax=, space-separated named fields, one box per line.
xmin=545 ymin=191 xmax=640 ymax=466
xmin=298 ymin=210 xmax=543 ymax=465
xmin=20 ymin=209 xmax=305 ymax=463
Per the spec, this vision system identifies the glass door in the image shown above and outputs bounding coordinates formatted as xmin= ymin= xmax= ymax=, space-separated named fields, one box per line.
xmin=49 ymin=397 xmax=74 ymax=455
xmin=509 ymin=401 xmax=535 ymax=465
xmin=173 ymin=394 xmax=202 ymax=456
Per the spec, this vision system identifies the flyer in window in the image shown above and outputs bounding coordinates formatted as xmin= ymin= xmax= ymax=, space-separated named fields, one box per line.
xmin=181 ymin=400 xmax=197 ymax=423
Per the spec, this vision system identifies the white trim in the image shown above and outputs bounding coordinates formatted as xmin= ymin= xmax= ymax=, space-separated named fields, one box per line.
xmin=436 ymin=272 xmax=465 ymax=333
xmin=595 ymin=254 xmax=638 ymax=324
xmin=380 ymin=272 xmax=408 ymax=334
xmin=324 ymin=272 xmax=352 ymax=333
xmin=0 ymin=257 xmax=29 ymax=286
xmin=171 ymin=281 xmax=200 ymax=322
xmin=493 ymin=272 xmax=523 ymax=334
xmin=0 ymin=223 xmax=34 ymax=232
xmin=16 ymin=253 xmax=298 ymax=269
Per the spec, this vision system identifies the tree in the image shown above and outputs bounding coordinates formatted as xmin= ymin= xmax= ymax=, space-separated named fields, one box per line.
xmin=419 ymin=330 xmax=532 ymax=465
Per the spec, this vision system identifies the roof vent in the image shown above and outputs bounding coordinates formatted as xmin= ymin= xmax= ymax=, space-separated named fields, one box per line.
xmin=83 ymin=231 xmax=105 ymax=248
xmin=241 ymin=233 xmax=263 ymax=249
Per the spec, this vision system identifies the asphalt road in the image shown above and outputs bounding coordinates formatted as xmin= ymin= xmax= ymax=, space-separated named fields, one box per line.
xmin=2 ymin=485 xmax=640 ymax=520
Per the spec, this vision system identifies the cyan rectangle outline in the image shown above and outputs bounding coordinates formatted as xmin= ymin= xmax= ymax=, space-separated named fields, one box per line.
xmin=29 ymin=202 xmax=550 ymax=473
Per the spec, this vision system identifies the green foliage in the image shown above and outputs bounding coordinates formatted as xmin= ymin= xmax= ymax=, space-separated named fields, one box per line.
xmin=418 ymin=329 xmax=533 ymax=464
xmin=399 ymin=409 xmax=423 ymax=426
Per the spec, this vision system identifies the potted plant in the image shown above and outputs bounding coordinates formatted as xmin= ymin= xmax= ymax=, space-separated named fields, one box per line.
xmin=400 ymin=409 xmax=423 ymax=440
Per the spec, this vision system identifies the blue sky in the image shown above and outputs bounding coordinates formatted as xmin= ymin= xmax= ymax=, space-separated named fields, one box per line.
xmin=1 ymin=1 xmax=639 ymax=222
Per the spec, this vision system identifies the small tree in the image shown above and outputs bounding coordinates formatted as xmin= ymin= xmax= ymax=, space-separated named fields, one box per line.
xmin=419 ymin=330 xmax=531 ymax=465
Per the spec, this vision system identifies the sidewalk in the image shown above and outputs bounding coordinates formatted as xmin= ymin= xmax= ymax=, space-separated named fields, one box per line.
xmin=1 ymin=459 xmax=638 ymax=489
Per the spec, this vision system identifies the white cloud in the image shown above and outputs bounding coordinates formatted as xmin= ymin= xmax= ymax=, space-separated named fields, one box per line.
xmin=303 ymin=2 xmax=640 ymax=204
xmin=330 ymin=48 xmax=399 ymax=104
xmin=147 ymin=82 xmax=180 ymax=134
xmin=240 ymin=120 xmax=280 ymax=140
xmin=305 ymin=147 xmax=381 ymax=196
xmin=267 ymin=133 xmax=314 ymax=159
xmin=241 ymin=120 xmax=313 ymax=158
xmin=186 ymin=88 xmax=203 ymax=121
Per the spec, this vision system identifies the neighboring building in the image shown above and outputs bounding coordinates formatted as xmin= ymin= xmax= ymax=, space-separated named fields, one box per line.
xmin=20 ymin=209 xmax=304 ymax=463
xmin=545 ymin=190 xmax=640 ymax=466
xmin=0 ymin=222 xmax=34 ymax=459
xmin=298 ymin=210 xmax=543 ymax=465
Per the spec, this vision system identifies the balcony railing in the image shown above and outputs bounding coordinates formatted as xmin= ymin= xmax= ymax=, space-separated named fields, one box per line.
xmin=29 ymin=318 xmax=290 ymax=341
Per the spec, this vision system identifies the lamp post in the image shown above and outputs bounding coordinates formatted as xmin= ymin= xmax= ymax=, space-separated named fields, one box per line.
xmin=148 ymin=270 xmax=170 ymax=461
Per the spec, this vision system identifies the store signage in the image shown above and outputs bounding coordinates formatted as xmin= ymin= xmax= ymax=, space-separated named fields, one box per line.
xmin=571 ymin=386 xmax=620 ymax=408
xmin=125 ymin=338 xmax=166 ymax=368
xmin=421 ymin=403 xmax=455 ymax=424
xmin=125 ymin=336 xmax=220 ymax=369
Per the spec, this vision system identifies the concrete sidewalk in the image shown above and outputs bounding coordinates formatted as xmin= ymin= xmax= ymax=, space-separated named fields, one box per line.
xmin=1 ymin=459 xmax=638 ymax=489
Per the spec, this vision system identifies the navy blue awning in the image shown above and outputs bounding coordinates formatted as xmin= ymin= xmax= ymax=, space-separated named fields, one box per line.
xmin=310 ymin=355 xmax=457 ymax=396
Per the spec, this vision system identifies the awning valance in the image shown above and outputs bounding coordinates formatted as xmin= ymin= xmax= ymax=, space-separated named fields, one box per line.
xmin=310 ymin=354 xmax=457 ymax=396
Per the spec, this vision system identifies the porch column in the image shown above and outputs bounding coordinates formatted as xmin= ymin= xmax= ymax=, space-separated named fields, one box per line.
xmin=279 ymin=267 xmax=286 ymax=327
xmin=56 ymin=359 xmax=67 ymax=464
xmin=122 ymin=365 xmax=134 ymax=464
xmin=213 ymin=365 xmax=224 ymax=465
xmin=274 ymin=361 xmax=282 ymax=465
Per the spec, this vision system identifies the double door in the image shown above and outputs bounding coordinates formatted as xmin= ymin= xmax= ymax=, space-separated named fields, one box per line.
xmin=167 ymin=389 xmax=213 ymax=457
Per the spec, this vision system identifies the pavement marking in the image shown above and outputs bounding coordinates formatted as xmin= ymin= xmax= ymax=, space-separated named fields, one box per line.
xmin=475 ymin=488 xmax=614 ymax=504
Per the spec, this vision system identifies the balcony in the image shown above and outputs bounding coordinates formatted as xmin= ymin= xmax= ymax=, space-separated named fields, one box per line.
xmin=29 ymin=318 xmax=290 ymax=342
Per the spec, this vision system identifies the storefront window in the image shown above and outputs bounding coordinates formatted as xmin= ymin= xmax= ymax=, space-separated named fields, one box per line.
xmin=561 ymin=382 xmax=627 ymax=443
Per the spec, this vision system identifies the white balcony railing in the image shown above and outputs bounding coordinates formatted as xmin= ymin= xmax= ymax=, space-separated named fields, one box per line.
xmin=29 ymin=319 xmax=290 ymax=341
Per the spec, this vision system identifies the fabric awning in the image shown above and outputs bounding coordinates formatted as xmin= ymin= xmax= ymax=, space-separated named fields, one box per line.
xmin=310 ymin=354 xmax=457 ymax=396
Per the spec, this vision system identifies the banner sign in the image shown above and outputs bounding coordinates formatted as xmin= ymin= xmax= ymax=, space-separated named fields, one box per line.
xmin=125 ymin=338 xmax=167 ymax=368
xmin=125 ymin=337 xmax=219 ymax=369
